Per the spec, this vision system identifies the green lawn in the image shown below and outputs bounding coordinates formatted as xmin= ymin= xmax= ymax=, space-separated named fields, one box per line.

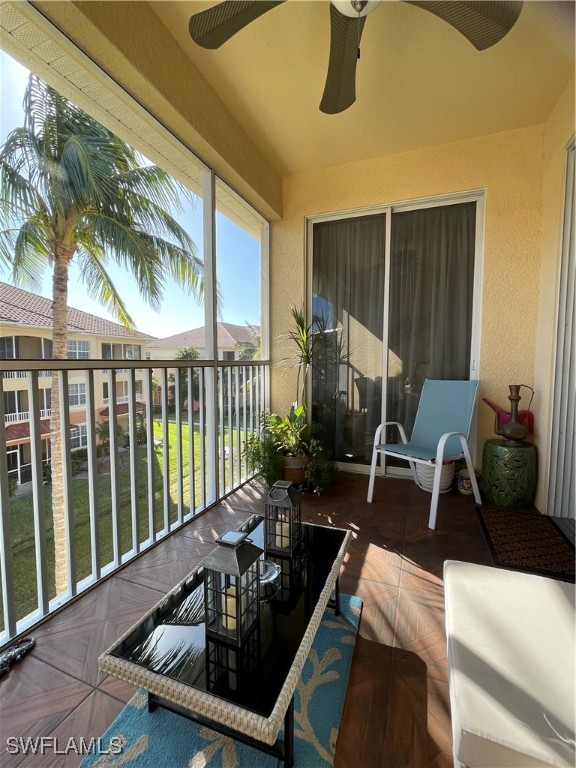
xmin=1 ymin=421 xmax=245 ymax=633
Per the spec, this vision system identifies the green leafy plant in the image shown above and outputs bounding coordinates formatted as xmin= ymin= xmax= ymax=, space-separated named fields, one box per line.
xmin=95 ymin=419 xmax=127 ymax=452
xmin=244 ymin=405 xmax=336 ymax=493
xmin=282 ymin=305 xmax=314 ymax=405
xmin=244 ymin=429 xmax=285 ymax=488
xmin=305 ymin=438 xmax=336 ymax=495
xmin=266 ymin=403 xmax=311 ymax=457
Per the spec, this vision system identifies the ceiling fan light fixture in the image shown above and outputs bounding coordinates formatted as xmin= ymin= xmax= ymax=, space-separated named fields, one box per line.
xmin=330 ymin=0 xmax=381 ymax=19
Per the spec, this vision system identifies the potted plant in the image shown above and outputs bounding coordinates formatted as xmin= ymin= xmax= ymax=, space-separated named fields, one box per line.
xmin=245 ymin=404 xmax=336 ymax=492
xmin=244 ymin=304 xmax=337 ymax=493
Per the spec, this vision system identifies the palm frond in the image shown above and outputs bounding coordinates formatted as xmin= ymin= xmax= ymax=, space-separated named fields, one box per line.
xmin=76 ymin=248 xmax=135 ymax=328
xmin=115 ymin=165 xmax=192 ymax=212
xmin=10 ymin=217 xmax=50 ymax=289
xmin=85 ymin=213 xmax=165 ymax=307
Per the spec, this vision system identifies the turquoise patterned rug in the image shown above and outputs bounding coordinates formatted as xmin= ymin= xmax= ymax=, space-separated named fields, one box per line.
xmin=82 ymin=594 xmax=362 ymax=768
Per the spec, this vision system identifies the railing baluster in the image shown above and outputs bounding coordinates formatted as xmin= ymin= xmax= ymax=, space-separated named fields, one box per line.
xmin=108 ymin=369 xmax=121 ymax=567
xmin=0 ymin=376 xmax=17 ymax=639
xmin=58 ymin=370 xmax=76 ymax=597
xmin=235 ymin=366 xmax=241 ymax=483
xmin=175 ymin=369 xmax=183 ymax=526
xmin=85 ymin=370 xmax=100 ymax=580
xmin=242 ymin=365 xmax=248 ymax=479
xmin=227 ymin=365 xmax=233 ymax=492
xmin=145 ymin=368 xmax=156 ymax=544
xmin=249 ymin=365 xmax=255 ymax=435
xmin=188 ymin=368 xmax=195 ymax=516
xmin=161 ymin=368 xmax=170 ymax=534
xmin=199 ymin=368 xmax=206 ymax=510
xmin=219 ymin=367 xmax=225 ymax=495
xmin=29 ymin=371 xmax=49 ymax=614
xmin=127 ymin=369 xmax=139 ymax=554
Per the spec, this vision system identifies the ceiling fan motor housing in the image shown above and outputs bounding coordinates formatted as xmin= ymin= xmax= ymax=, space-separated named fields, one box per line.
xmin=331 ymin=0 xmax=381 ymax=18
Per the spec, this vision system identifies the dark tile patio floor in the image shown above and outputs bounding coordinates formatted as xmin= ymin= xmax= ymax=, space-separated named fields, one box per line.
xmin=0 ymin=471 xmax=494 ymax=767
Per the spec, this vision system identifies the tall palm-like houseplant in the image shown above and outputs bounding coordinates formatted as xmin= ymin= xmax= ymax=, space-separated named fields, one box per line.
xmin=245 ymin=306 xmax=335 ymax=493
xmin=0 ymin=75 xmax=203 ymax=594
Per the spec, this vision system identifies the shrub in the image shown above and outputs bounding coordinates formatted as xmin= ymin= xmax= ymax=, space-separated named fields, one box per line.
xmin=70 ymin=452 xmax=86 ymax=476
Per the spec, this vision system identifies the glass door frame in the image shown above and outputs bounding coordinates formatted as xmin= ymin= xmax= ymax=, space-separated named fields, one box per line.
xmin=305 ymin=189 xmax=485 ymax=476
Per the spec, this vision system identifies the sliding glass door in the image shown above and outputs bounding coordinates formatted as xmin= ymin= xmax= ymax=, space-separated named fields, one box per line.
xmin=310 ymin=197 xmax=479 ymax=472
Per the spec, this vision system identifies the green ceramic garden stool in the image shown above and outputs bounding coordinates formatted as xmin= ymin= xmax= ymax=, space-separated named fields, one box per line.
xmin=482 ymin=439 xmax=537 ymax=508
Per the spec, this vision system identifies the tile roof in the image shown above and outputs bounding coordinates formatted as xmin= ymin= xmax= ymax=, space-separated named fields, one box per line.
xmin=99 ymin=401 xmax=146 ymax=417
xmin=147 ymin=322 xmax=259 ymax=350
xmin=6 ymin=418 xmax=51 ymax=443
xmin=0 ymin=282 xmax=154 ymax=340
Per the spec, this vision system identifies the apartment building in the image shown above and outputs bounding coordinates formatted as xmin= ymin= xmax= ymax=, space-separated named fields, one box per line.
xmin=146 ymin=322 xmax=260 ymax=361
xmin=0 ymin=282 xmax=153 ymax=486
xmin=146 ymin=322 xmax=261 ymax=412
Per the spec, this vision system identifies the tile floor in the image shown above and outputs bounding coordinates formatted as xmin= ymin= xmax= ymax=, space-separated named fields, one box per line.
xmin=0 ymin=471 xmax=494 ymax=767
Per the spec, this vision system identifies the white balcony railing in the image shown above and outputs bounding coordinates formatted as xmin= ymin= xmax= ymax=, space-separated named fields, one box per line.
xmin=0 ymin=358 xmax=269 ymax=644
xmin=2 ymin=371 xmax=27 ymax=379
xmin=5 ymin=411 xmax=30 ymax=423
xmin=2 ymin=369 xmax=52 ymax=379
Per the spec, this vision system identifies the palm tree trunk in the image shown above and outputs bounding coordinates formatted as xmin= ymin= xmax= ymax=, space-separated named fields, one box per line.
xmin=51 ymin=251 xmax=71 ymax=596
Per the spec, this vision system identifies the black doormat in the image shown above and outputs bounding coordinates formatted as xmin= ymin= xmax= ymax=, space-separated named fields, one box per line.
xmin=476 ymin=505 xmax=575 ymax=582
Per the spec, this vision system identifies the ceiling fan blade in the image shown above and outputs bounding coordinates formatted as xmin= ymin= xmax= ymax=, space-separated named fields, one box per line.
xmin=189 ymin=0 xmax=286 ymax=50
xmin=404 ymin=1 xmax=523 ymax=51
xmin=320 ymin=4 xmax=367 ymax=115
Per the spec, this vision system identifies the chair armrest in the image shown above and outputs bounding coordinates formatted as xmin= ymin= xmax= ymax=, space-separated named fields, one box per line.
xmin=373 ymin=422 xmax=408 ymax=447
xmin=435 ymin=431 xmax=466 ymax=462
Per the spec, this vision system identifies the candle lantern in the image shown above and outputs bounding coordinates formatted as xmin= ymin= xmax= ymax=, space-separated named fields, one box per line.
xmin=264 ymin=480 xmax=302 ymax=556
xmin=203 ymin=531 xmax=262 ymax=647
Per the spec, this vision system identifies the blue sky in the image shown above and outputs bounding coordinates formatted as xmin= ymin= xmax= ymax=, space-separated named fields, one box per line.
xmin=0 ymin=51 xmax=262 ymax=339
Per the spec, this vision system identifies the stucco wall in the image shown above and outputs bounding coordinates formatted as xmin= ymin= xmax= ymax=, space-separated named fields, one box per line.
xmin=533 ymin=75 xmax=575 ymax=512
xmin=271 ymin=124 xmax=548 ymax=479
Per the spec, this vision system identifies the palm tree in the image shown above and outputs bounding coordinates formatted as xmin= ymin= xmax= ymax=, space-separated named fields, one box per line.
xmin=0 ymin=74 xmax=203 ymax=595
xmin=235 ymin=324 xmax=261 ymax=361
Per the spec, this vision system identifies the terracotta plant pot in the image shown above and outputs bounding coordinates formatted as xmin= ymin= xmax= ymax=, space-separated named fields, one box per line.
xmin=282 ymin=456 xmax=308 ymax=486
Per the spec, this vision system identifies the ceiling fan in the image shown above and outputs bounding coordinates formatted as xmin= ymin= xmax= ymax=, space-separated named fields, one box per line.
xmin=189 ymin=0 xmax=523 ymax=115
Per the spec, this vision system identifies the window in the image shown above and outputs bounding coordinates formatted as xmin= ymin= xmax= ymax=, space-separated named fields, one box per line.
xmin=4 ymin=391 xmax=24 ymax=415
xmin=101 ymin=343 xmax=114 ymax=360
xmin=0 ymin=336 xmax=17 ymax=359
xmin=102 ymin=343 xmax=141 ymax=360
xmin=70 ymin=424 xmax=88 ymax=450
xmin=68 ymin=340 xmax=90 ymax=359
xmin=123 ymin=344 xmax=141 ymax=360
xmin=222 ymin=350 xmax=235 ymax=361
xmin=68 ymin=383 xmax=86 ymax=406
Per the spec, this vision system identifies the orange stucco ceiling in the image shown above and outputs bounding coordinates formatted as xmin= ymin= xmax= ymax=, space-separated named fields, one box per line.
xmin=149 ymin=0 xmax=575 ymax=177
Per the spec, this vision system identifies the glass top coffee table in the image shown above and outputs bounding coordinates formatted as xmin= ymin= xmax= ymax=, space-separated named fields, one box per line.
xmin=99 ymin=515 xmax=351 ymax=767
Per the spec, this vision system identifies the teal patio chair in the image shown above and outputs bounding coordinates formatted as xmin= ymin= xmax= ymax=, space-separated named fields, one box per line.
xmin=367 ymin=379 xmax=482 ymax=529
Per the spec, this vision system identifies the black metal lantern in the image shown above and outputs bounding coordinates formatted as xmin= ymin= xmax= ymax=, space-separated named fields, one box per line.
xmin=264 ymin=480 xmax=302 ymax=556
xmin=202 ymin=532 xmax=262 ymax=647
